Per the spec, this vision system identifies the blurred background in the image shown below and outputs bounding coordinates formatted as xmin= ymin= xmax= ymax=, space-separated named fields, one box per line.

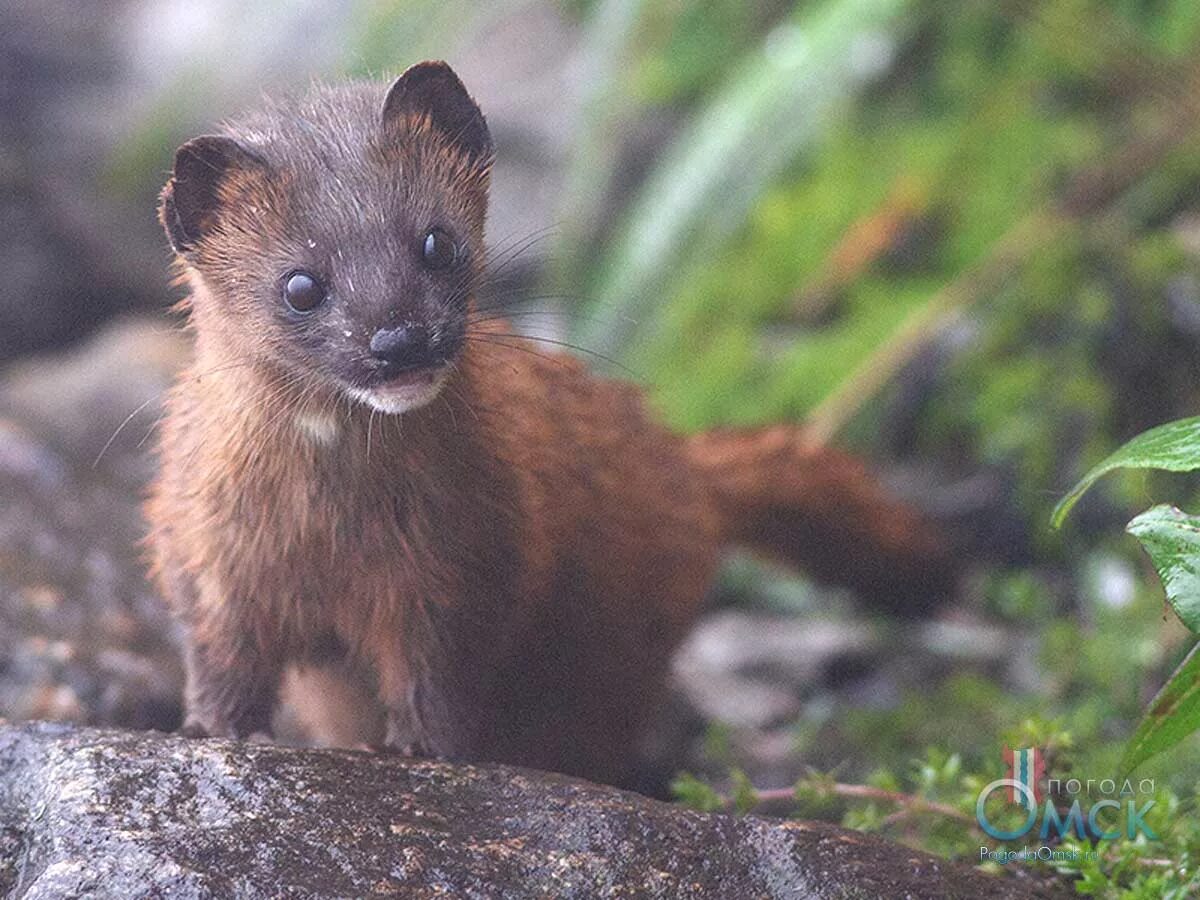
xmin=4 ymin=0 xmax=1200 ymax=865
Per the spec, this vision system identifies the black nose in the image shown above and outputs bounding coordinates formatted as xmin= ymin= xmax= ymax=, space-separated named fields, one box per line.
xmin=369 ymin=325 xmax=436 ymax=372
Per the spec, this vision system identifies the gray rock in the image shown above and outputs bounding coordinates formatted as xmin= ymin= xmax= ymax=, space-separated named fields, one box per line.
xmin=673 ymin=613 xmax=880 ymax=728
xmin=0 ymin=320 xmax=186 ymax=733
xmin=0 ymin=722 xmax=1066 ymax=899
xmin=0 ymin=0 xmax=173 ymax=363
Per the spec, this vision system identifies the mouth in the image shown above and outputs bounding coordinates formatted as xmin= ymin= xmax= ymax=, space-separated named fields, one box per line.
xmin=350 ymin=365 xmax=450 ymax=415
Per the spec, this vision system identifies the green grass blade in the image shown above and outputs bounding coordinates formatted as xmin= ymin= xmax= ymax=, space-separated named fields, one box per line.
xmin=578 ymin=0 xmax=916 ymax=356
xmin=1119 ymin=641 xmax=1200 ymax=775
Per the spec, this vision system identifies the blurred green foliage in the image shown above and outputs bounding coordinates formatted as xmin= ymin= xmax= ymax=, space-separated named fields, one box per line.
xmin=579 ymin=0 xmax=1200 ymax=892
xmin=563 ymin=0 xmax=1200 ymax=527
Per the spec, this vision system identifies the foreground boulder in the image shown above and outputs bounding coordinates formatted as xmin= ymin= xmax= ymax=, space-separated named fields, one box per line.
xmin=0 ymin=722 xmax=1066 ymax=899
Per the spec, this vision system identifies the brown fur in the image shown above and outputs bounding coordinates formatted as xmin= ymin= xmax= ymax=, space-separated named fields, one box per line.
xmin=149 ymin=307 xmax=719 ymax=782
xmin=686 ymin=427 xmax=954 ymax=614
xmin=146 ymin=63 xmax=954 ymax=786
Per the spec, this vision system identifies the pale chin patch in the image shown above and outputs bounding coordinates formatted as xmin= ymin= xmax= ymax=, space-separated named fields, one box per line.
xmin=348 ymin=368 xmax=450 ymax=416
xmin=294 ymin=410 xmax=341 ymax=445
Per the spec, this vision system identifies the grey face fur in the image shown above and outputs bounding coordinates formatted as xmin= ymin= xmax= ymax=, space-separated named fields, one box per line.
xmin=161 ymin=61 xmax=493 ymax=414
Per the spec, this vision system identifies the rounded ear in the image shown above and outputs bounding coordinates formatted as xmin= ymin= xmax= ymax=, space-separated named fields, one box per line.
xmin=382 ymin=61 xmax=492 ymax=164
xmin=160 ymin=136 xmax=266 ymax=255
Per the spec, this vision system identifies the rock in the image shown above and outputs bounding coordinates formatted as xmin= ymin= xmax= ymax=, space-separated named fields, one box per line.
xmin=673 ymin=610 xmax=1022 ymax=731
xmin=0 ymin=319 xmax=186 ymax=733
xmin=0 ymin=722 xmax=1067 ymax=899
xmin=0 ymin=0 xmax=174 ymax=363
xmin=0 ymin=318 xmax=188 ymax=489
xmin=673 ymin=613 xmax=880 ymax=729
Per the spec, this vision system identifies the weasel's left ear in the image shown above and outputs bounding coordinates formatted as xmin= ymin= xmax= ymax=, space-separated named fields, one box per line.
xmin=382 ymin=61 xmax=492 ymax=165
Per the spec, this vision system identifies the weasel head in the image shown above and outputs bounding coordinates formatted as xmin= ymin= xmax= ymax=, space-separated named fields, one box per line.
xmin=160 ymin=61 xmax=492 ymax=416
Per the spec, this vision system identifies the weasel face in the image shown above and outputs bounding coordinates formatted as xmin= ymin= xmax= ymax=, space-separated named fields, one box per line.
xmin=160 ymin=62 xmax=493 ymax=416
xmin=261 ymin=200 xmax=475 ymax=416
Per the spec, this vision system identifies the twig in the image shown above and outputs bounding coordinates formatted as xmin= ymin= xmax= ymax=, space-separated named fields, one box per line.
xmin=791 ymin=175 xmax=931 ymax=321
xmin=728 ymin=781 xmax=976 ymax=827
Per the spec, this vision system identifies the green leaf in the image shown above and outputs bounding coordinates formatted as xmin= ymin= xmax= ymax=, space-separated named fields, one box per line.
xmin=1051 ymin=416 xmax=1200 ymax=529
xmin=1120 ymin=641 xmax=1200 ymax=775
xmin=1127 ymin=505 xmax=1200 ymax=633
xmin=670 ymin=771 xmax=723 ymax=812
xmin=729 ymin=767 xmax=759 ymax=815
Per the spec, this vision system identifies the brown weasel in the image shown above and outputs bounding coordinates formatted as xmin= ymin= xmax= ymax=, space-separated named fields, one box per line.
xmin=146 ymin=60 xmax=953 ymax=786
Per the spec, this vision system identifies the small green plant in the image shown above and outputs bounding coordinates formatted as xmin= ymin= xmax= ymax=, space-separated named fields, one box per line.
xmin=1053 ymin=417 xmax=1200 ymax=774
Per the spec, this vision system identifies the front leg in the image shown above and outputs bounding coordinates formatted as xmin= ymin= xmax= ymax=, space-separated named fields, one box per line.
xmin=375 ymin=655 xmax=431 ymax=756
xmin=181 ymin=630 xmax=282 ymax=740
xmin=383 ymin=705 xmax=434 ymax=758
xmin=159 ymin=561 xmax=284 ymax=739
xmin=374 ymin=643 xmax=491 ymax=762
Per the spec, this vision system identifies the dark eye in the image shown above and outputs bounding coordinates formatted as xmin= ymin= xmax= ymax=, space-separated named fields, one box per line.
xmin=283 ymin=270 xmax=326 ymax=312
xmin=421 ymin=228 xmax=457 ymax=270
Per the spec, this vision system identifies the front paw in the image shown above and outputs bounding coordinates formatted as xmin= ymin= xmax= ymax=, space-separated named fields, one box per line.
xmin=179 ymin=719 xmax=211 ymax=739
xmin=360 ymin=738 xmax=438 ymax=759
xmin=391 ymin=739 xmax=437 ymax=759
xmin=180 ymin=718 xmax=273 ymax=743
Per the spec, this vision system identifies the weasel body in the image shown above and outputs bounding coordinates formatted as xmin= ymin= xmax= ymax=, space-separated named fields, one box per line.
xmin=148 ymin=62 xmax=951 ymax=784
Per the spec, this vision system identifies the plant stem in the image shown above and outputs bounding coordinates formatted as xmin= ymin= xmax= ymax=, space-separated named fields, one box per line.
xmin=730 ymin=781 xmax=976 ymax=827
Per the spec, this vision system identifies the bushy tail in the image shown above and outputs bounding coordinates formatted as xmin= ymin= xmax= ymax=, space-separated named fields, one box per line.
xmin=686 ymin=426 xmax=956 ymax=614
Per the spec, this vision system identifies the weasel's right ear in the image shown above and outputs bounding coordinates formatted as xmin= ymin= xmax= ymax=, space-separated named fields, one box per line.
xmin=160 ymin=136 xmax=266 ymax=256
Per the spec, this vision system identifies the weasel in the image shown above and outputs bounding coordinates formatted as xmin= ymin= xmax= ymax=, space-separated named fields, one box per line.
xmin=146 ymin=61 xmax=954 ymax=786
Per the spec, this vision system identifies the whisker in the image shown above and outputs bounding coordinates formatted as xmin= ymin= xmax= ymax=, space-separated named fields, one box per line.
xmin=481 ymin=226 xmax=557 ymax=270
xmin=458 ymin=342 xmax=525 ymax=380
xmin=462 ymin=335 xmax=579 ymax=371
xmin=466 ymin=307 xmax=615 ymax=332
xmin=95 ymin=357 xmax=266 ymax=468
xmin=465 ymin=331 xmax=638 ymax=378
xmin=447 ymin=377 xmax=483 ymax=426
xmin=137 ymin=412 xmax=168 ymax=450
xmin=93 ymin=395 xmax=159 ymax=468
